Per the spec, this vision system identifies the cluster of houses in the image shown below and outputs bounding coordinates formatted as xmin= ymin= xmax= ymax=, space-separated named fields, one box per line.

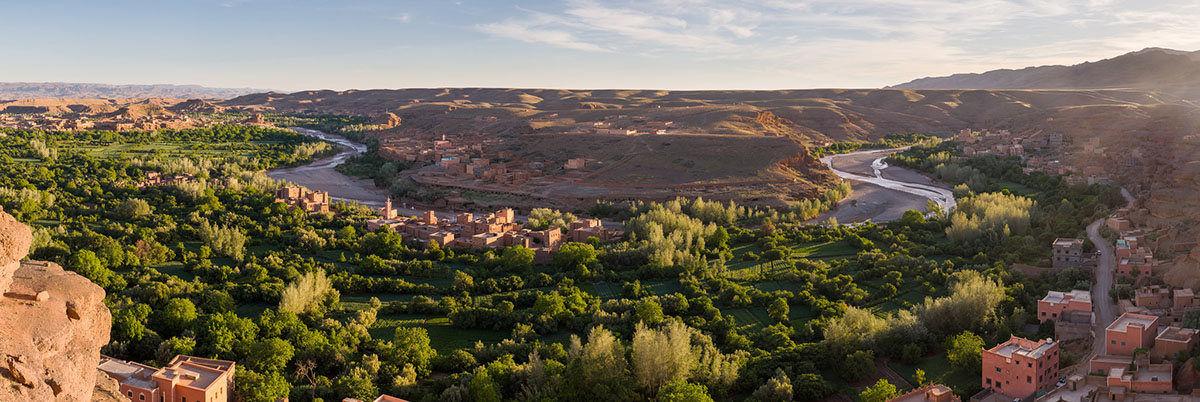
xmin=98 ymin=355 xmax=235 ymax=402
xmin=275 ymin=185 xmax=332 ymax=213
xmin=366 ymin=199 xmax=621 ymax=263
xmin=952 ymin=128 xmax=1095 ymax=180
xmin=378 ymin=134 xmax=552 ymax=186
xmin=0 ymin=113 xmax=202 ymax=132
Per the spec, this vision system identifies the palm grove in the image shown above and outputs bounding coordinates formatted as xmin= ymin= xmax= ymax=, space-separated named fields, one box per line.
xmin=0 ymin=122 xmax=1124 ymax=402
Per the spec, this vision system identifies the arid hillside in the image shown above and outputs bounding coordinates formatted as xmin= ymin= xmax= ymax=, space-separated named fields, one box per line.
xmin=892 ymin=48 xmax=1200 ymax=100
xmin=218 ymin=87 xmax=1178 ymax=143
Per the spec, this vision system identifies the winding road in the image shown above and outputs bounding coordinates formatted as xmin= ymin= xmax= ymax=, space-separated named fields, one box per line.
xmin=817 ymin=147 xmax=957 ymax=223
xmin=1085 ymin=187 xmax=1135 ymax=373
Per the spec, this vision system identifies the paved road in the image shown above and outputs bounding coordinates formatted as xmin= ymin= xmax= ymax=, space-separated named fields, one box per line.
xmin=816 ymin=147 xmax=956 ymax=223
xmin=1085 ymin=187 xmax=1135 ymax=372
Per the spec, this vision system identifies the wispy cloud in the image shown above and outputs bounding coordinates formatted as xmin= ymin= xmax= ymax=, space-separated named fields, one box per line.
xmin=474 ymin=0 xmax=1200 ymax=86
xmin=388 ymin=13 xmax=412 ymax=23
xmin=479 ymin=16 xmax=611 ymax=53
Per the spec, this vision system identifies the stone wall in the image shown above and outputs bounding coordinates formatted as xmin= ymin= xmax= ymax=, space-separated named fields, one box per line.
xmin=0 ymin=209 xmax=113 ymax=401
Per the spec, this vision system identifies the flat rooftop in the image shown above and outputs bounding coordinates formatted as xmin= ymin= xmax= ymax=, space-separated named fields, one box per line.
xmin=1053 ymin=238 xmax=1083 ymax=247
xmin=1156 ymin=326 xmax=1198 ymax=343
xmin=1042 ymin=289 xmax=1091 ymax=304
xmin=1107 ymin=313 xmax=1159 ymax=333
xmin=989 ymin=336 xmax=1056 ymax=359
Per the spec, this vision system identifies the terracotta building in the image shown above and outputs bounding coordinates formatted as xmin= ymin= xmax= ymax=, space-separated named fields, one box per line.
xmin=887 ymin=384 xmax=959 ymax=402
xmin=1037 ymin=290 xmax=1091 ymax=322
xmin=1106 ymin=361 xmax=1173 ymax=394
xmin=1105 ymin=313 xmax=1160 ymax=356
xmin=1152 ymin=326 xmax=1198 ymax=361
xmin=1134 ymin=286 xmax=1171 ymax=309
xmin=981 ymin=336 xmax=1060 ymax=399
xmin=98 ymin=355 xmax=235 ymax=402
xmin=275 ymin=186 xmax=331 ymax=213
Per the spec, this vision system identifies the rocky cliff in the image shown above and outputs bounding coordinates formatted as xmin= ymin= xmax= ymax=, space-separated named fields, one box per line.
xmin=0 ymin=209 xmax=114 ymax=401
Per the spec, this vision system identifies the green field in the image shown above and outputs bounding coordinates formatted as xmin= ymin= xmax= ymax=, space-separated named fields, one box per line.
xmin=726 ymin=240 xmax=861 ymax=279
xmin=236 ymin=302 xmax=274 ymax=319
xmin=341 ymin=293 xmax=416 ymax=311
xmin=370 ymin=314 xmax=509 ymax=353
xmin=154 ymin=262 xmax=196 ymax=281
xmin=888 ymin=352 xmax=980 ymax=397
xmin=581 ymin=282 xmax=623 ymax=299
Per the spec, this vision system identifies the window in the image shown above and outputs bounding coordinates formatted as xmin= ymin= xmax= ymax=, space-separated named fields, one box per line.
xmin=1027 ymin=376 xmax=1032 ymax=383
xmin=140 ymin=395 xmax=145 ymax=401
xmin=128 ymin=391 xmax=134 ymax=398
xmin=996 ymin=367 xmax=1001 ymax=373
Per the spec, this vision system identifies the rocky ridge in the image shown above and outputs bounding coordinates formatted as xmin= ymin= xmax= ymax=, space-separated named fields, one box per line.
xmin=0 ymin=207 xmax=114 ymax=401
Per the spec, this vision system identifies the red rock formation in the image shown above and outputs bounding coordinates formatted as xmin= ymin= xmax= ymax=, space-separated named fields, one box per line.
xmin=0 ymin=208 xmax=113 ymax=401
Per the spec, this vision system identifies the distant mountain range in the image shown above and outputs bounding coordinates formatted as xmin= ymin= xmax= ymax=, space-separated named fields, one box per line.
xmin=0 ymin=82 xmax=268 ymax=100
xmin=891 ymin=48 xmax=1200 ymax=97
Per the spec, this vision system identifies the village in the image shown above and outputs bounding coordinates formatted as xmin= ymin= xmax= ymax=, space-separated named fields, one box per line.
xmin=0 ymin=109 xmax=205 ymax=131
xmin=896 ymin=203 xmax=1200 ymax=402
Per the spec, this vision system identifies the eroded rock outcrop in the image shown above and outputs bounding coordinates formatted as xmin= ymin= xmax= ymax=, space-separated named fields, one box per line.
xmin=0 ymin=208 xmax=112 ymax=401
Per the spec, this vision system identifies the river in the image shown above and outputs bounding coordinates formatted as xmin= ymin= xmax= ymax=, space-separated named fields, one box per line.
xmin=273 ymin=130 xmax=954 ymax=224
xmin=267 ymin=128 xmax=390 ymax=207
xmin=816 ymin=147 xmax=957 ymax=223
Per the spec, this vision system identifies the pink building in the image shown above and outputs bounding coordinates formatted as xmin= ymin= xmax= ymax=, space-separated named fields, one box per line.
xmin=1106 ymin=364 xmax=1172 ymax=393
xmin=98 ymin=355 xmax=235 ymax=402
xmin=1037 ymin=290 xmax=1091 ymax=322
xmin=1152 ymin=326 xmax=1198 ymax=361
xmin=1117 ymin=257 xmax=1153 ymax=279
xmin=981 ymin=336 xmax=1060 ymax=399
xmin=1105 ymin=313 xmax=1159 ymax=356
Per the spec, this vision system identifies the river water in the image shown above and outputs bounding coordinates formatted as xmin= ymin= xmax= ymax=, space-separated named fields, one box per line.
xmin=817 ymin=147 xmax=957 ymax=222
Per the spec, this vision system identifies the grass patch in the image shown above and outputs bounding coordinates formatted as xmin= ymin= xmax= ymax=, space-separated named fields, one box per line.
xmin=798 ymin=240 xmax=858 ymax=258
xmin=236 ymin=302 xmax=274 ymax=319
xmin=154 ymin=262 xmax=196 ymax=281
xmin=341 ymin=293 xmax=415 ymax=311
xmin=723 ymin=306 xmax=774 ymax=328
xmin=644 ymin=280 xmax=682 ymax=296
xmin=888 ymin=352 xmax=981 ymax=397
xmin=581 ymin=282 xmax=623 ymax=300
xmin=370 ymin=314 xmax=509 ymax=353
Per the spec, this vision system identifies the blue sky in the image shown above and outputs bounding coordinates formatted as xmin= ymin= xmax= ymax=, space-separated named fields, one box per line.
xmin=3 ymin=0 xmax=1199 ymax=91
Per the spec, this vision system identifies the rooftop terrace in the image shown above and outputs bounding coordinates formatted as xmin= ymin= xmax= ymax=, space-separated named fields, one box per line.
xmin=1042 ymin=289 xmax=1091 ymax=304
xmin=988 ymin=336 xmax=1057 ymax=359
xmin=1107 ymin=313 xmax=1159 ymax=333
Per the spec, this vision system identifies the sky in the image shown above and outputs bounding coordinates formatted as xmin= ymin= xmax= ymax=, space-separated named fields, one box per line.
xmin=3 ymin=0 xmax=1200 ymax=91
